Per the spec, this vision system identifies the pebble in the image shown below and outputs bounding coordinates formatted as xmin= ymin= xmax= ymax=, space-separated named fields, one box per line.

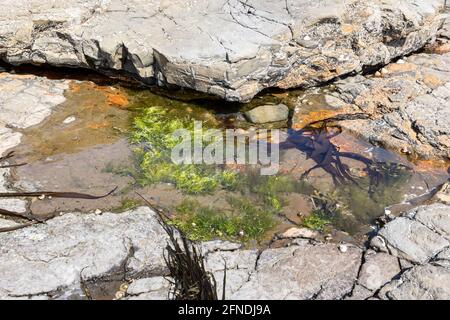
xmin=94 ymin=209 xmax=102 ymax=215
xmin=384 ymin=209 xmax=392 ymax=216
xmin=381 ymin=68 xmax=388 ymax=74
xmin=338 ymin=244 xmax=348 ymax=253
xmin=62 ymin=116 xmax=76 ymax=124
xmin=119 ymin=283 xmax=129 ymax=292
xmin=401 ymin=147 xmax=411 ymax=155
xmin=115 ymin=291 xmax=125 ymax=300
xmin=303 ymin=35 xmax=311 ymax=41
xmin=38 ymin=195 xmax=45 ymax=200
xmin=375 ymin=71 xmax=382 ymax=77
xmin=238 ymin=230 xmax=245 ymax=237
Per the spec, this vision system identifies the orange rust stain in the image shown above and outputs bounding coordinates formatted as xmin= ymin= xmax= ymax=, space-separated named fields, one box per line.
xmin=385 ymin=63 xmax=417 ymax=74
xmin=292 ymin=110 xmax=343 ymax=130
xmin=69 ymin=82 xmax=82 ymax=93
xmin=413 ymin=159 xmax=450 ymax=172
xmin=428 ymin=42 xmax=450 ymax=55
xmin=69 ymin=82 xmax=129 ymax=108
xmin=423 ymin=73 xmax=443 ymax=89
xmin=106 ymin=92 xmax=129 ymax=107
xmin=341 ymin=24 xmax=355 ymax=34
xmin=87 ymin=121 xmax=110 ymax=130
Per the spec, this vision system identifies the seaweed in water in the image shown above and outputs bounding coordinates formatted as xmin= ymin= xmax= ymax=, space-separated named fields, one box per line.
xmin=136 ymin=193 xmax=225 ymax=300
xmin=163 ymin=223 xmax=224 ymax=300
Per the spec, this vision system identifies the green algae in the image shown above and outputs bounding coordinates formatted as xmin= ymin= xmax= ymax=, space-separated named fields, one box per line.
xmin=170 ymin=197 xmax=276 ymax=242
xmin=128 ymin=104 xmax=239 ymax=194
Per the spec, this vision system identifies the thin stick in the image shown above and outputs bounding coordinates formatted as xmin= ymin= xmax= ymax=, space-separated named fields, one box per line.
xmin=0 ymin=187 xmax=118 ymax=200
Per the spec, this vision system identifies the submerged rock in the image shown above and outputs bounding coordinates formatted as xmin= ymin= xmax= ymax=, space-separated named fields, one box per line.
xmin=0 ymin=0 xmax=444 ymax=102
xmin=245 ymin=104 xmax=289 ymax=124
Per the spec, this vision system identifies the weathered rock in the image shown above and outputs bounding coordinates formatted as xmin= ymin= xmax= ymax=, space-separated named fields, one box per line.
xmin=410 ymin=203 xmax=450 ymax=240
xmin=0 ymin=73 xmax=69 ymax=218
xmin=230 ymin=243 xmax=362 ymax=300
xmin=126 ymin=277 xmax=171 ymax=300
xmin=0 ymin=0 xmax=444 ymax=101
xmin=433 ymin=247 xmax=450 ymax=268
xmin=371 ymin=204 xmax=450 ymax=264
xmin=345 ymin=284 xmax=374 ymax=300
xmin=327 ymin=52 xmax=450 ymax=160
xmin=324 ymin=95 xmax=347 ymax=109
xmin=245 ymin=104 xmax=289 ymax=124
xmin=434 ymin=182 xmax=450 ymax=205
xmin=0 ymin=207 xmax=168 ymax=299
xmin=278 ymin=227 xmax=318 ymax=239
xmin=0 ymin=73 xmax=69 ymax=128
xmin=358 ymin=251 xmax=401 ymax=291
xmin=380 ymin=264 xmax=450 ymax=300
xmin=372 ymin=216 xmax=449 ymax=264
xmin=205 ymin=249 xmax=259 ymax=299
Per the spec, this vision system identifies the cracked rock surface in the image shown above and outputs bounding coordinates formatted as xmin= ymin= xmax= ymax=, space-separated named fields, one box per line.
xmin=1 ymin=201 xmax=450 ymax=299
xmin=0 ymin=207 xmax=168 ymax=299
xmin=0 ymin=73 xmax=70 ymax=214
xmin=369 ymin=204 xmax=450 ymax=300
xmin=0 ymin=0 xmax=445 ymax=101
xmin=308 ymin=49 xmax=450 ymax=160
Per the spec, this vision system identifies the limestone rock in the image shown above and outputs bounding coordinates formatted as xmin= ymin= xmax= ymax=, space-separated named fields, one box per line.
xmin=373 ymin=216 xmax=449 ymax=264
xmin=230 ymin=243 xmax=362 ymax=300
xmin=278 ymin=227 xmax=318 ymax=239
xmin=411 ymin=203 xmax=450 ymax=240
xmin=326 ymin=52 xmax=450 ymax=160
xmin=0 ymin=0 xmax=444 ymax=102
xmin=358 ymin=251 xmax=401 ymax=291
xmin=380 ymin=264 xmax=450 ymax=300
xmin=0 ymin=73 xmax=69 ymax=128
xmin=0 ymin=207 xmax=168 ymax=299
xmin=126 ymin=277 xmax=171 ymax=300
xmin=372 ymin=205 xmax=450 ymax=264
xmin=434 ymin=182 xmax=450 ymax=205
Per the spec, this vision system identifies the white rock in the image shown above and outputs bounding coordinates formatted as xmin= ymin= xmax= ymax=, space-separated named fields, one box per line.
xmin=279 ymin=227 xmax=318 ymax=239
xmin=63 ymin=116 xmax=76 ymax=124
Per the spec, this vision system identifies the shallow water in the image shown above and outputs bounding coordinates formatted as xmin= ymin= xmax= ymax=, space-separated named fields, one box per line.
xmin=10 ymin=76 xmax=450 ymax=245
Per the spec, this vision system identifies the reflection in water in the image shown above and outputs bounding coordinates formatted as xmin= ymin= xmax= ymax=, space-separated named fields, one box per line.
xmin=280 ymin=125 xmax=411 ymax=193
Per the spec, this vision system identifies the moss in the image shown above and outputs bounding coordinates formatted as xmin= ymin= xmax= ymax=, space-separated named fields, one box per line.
xmin=171 ymin=197 xmax=276 ymax=242
xmin=302 ymin=211 xmax=332 ymax=231
xmin=118 ymin=198 xmax=140 ymax=211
